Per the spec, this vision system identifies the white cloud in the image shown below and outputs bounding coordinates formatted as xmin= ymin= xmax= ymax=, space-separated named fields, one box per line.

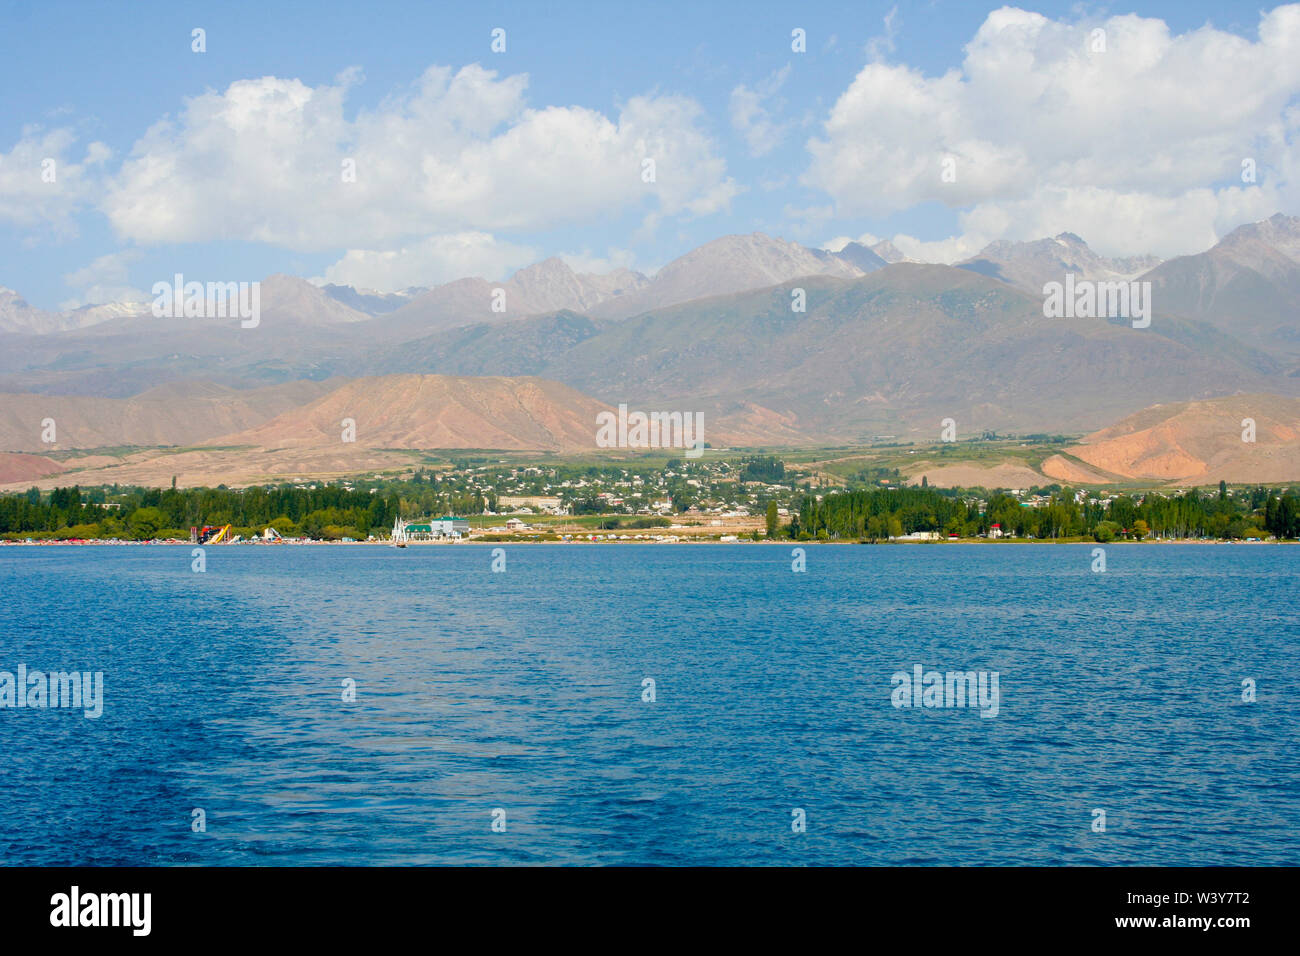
xmin=102 ymin=65 xmax=738 ymax=251
xmin=865 ymin=5 xmax=900 ymax=61
xmin=730 ymin=65 xmax=792 ymax=157
xmin=822 ymin=233 xmax=881 ymax=252
xmin=805 ymin=4 xmax=1300 ymax=257
xmin=821 ymin=229 xmax=981 ymax=263
xmin=886 ymin=232 xmax=988 ymax=264
xmin=557 ymin=248 xmax=639 ymax=275
xmin=956 ymin=184 xmax=1279 ymax=258
xmin=321 ymin=232 xmax=537 ymax=289
xmin=0 ymin=127 xmax=109 ymax=233
xmin=60 ymin=250 xmax=146 ymax=307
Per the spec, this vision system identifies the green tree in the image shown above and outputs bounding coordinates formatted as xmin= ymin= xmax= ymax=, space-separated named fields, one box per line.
xmin=127 ymin=506 xmax=166 ymax=540
xmin=1092 ymin=520 xmax=1120 ymax=543
xmin=765 ymin=501 xmax=779 ymax=538
xmin=270 ymin=516 xmax=299 ymax=536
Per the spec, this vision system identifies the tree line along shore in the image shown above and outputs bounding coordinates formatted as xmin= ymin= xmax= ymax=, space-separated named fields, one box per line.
xmin=4 ymin=480 xmax=1299 ymax=543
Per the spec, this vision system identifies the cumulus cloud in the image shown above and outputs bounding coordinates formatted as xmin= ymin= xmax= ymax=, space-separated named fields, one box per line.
xmin=885 ymin=232 xmax=988 ymax=264
xmin=956 ymin=184 xmax=1279 ymax=258
xmin=0 ymin=127 xmax=110 ymax=234
xmin=102 ymin=64 xmax=739 ymax=253
xmin=806 ymin=4 xmax=1300 ymax=257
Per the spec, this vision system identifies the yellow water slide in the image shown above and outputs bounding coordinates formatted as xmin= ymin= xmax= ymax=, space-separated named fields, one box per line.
xmin=209 ymin=524 xmax=232 ymax=544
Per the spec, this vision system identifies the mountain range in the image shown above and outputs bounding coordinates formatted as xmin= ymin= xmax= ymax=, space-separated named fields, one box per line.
xmin=2 ymin=213 xmax=1299 ymax=484
xmin=955 ymin=232 xmax=1162 ymax=293
xmin=10 ymin=214 xmax=1297 ymax=343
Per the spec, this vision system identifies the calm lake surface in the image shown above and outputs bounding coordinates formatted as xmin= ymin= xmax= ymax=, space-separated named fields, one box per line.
xmin=1 ymin=543 xmax=1296 ymax=866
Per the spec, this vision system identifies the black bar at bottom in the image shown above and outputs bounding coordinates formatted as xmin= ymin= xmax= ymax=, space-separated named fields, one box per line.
xmin=0 ymin=866 xmax=1274 ymax=942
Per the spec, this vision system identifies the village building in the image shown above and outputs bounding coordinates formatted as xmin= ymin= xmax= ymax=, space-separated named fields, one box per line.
xmin=392 ymin=516 xmax=470 ymax=542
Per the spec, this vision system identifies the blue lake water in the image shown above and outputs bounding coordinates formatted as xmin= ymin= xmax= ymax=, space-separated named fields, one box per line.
xmin=0 ymin=543 xmax=1296 ymax=866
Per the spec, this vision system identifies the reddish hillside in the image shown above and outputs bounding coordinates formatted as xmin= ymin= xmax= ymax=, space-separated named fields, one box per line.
xmin=1063 ymin=394 xmax=1300 ymax=483
xmin=0 ymin=452 xmax=63 ymax=484
xmin=214 ymin=374 xmax=615 ymax=451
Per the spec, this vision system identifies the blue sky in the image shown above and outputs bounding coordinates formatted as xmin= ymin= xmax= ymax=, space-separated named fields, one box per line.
xmin=2 ymin=0 xmax=1296 ymax=308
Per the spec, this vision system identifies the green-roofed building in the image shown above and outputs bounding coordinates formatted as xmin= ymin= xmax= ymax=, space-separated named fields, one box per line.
xmin=392 ymin=516 xmax=470 ymax=542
